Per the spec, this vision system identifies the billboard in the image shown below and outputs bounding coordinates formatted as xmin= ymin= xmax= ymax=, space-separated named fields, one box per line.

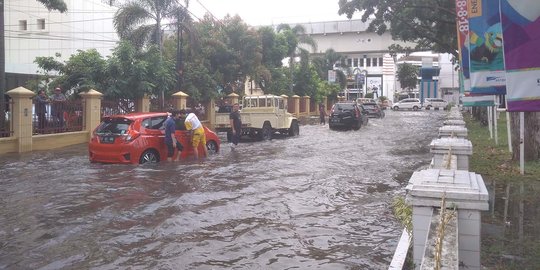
xmin=467 ymin=0 xmax=506 ymax=95
xmin=500 ymin=0 xmax=540 ymax=111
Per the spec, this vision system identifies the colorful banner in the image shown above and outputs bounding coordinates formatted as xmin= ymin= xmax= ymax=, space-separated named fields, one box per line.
xmin=467 ymin=0 xmax=506 ymax=95
xmin=500 ymin=0 xmax=540 ymax=112
xmin=455 ymin=0 xmax=470 ymax=93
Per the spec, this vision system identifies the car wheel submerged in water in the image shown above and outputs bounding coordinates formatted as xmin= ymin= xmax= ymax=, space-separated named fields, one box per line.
xmin=139 ymin=149 xmax=160 ymax=164
xmin=206 ymin=140 xmax=219 ymax=154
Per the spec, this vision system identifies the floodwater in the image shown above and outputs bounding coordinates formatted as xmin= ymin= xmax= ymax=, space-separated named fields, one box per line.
xmin=0 ymin=110 xmax=446 ymax=269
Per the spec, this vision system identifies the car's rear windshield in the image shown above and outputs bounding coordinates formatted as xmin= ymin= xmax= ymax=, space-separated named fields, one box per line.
xmin=334 ymin=103 xmax=355 ymax=110
xmin=363 ymin=104 xmax=377 ymax=108
xmin=96 ymin=117 xmax=132 ymax=135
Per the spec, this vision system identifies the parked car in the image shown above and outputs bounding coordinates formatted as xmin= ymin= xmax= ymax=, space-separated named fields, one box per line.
xmin=379 ymin=99 xmax=392 ymax=110
xmin=362 ymin=102 xmax=385 ymax=118
xmin=329 ymin=102 xmax=368 ymax=130
xmin=88 ymin=112 xmax=220 ymax=164
xmin=424 ymin=98 xmax=448 ymax=110
xmin=392 ymin=98 xmax=422 ymax=111
xmin=357 ymin=98 xmax=377 ymax=104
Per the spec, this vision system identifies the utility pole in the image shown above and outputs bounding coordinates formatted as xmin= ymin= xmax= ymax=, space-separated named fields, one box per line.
xmin=1 ymin=0 xmax=6 ymax=117
xmin=176 ymin=8 xmax=183 ymax=92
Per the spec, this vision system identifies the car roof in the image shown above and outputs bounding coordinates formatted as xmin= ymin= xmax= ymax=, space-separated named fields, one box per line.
xmin=103 ymin=112 xmax=168 ymax=121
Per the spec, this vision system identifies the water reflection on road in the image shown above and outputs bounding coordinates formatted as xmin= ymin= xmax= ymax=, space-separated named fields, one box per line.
xmin=0 ymin=110 xmax=446 ymax=269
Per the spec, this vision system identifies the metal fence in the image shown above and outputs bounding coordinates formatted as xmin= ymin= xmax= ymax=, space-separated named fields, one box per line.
xmin=1 ymin=100 xmax=14 ymax=138
xmin=150 ymin=98 xmax=173 ymax=112
xmin=101 ymin=98 xmax=134 ymax=117
xmin=32 ymin=99 xmax=84 ymax=134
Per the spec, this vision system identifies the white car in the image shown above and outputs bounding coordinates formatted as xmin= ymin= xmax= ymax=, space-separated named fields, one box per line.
xmin=392 ymin=98 xmax=422 ymax=111
xmin=424 ymin=98 xmax=448 ymax=110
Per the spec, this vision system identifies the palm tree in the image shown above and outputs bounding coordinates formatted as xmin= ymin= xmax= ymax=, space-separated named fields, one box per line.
xmin=113 ymin=0 xmax=182 ymax=52
xmin=312 ymin=49 xmax=348 ymax=90
xmin=276 ymin=24 xmax=317 ymax=93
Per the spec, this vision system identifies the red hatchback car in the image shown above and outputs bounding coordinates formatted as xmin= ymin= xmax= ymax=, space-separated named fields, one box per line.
xmin=88 ymin=112 xmax=220 ymax=164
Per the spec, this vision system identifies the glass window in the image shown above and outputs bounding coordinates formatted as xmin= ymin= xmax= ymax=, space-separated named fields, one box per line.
xmin=258 ymin=98 xmax=266 ymax=107
xmin=379 ymin=57 xmax=383 ymax=66
xmin=353 ymin=58 xmax=358 ymax=67
xmin=360 ymin=58 xmax=364 ymax=67
xmin=150 ymin=116 xmax=166 ymax=129
xmin=372 ymin=58 xmax=378 ymax=66
xmin=278 ymin=98 xmax=284 ymax=109
xmin=19 ymin=20 xmax=27 ymax=31
xmin=37 ymin=19 xmax=45 ymax=30
xmin=366 ymin=58 xmax=371 ymax=67
xmin=97 ymin=118 xmax=132 ymax=134
xmin=347 ymin=59 xmax=352 ymax=67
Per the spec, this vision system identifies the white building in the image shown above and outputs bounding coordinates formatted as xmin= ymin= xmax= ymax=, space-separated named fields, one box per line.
xmin=396 ymin=52 xmax=459 ymax=103
xmin=4 ymin=0 xmax=119 ymax=88
xmin=293 ymin=19 xmax=414 ymax=101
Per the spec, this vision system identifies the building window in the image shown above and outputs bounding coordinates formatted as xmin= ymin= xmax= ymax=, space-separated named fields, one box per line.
xmin=37 ymin=19 xmax=46 ymax=30
xmin=347 ymin=59 xmax=352 ymax=67
xmin=379 ymin=57 xmax=383 ymax=66
xmin=372 ymin=58 xmax=378 ymax=67
xmin=366 ymin=58 xmax=371 ymax=67
xmin=19 ymin=20 xmax=27 ymax=31
xmin=353 ymin=58 xmax=358 ymax=67
xmin=360 ymin=58 xmax=364 ymax=67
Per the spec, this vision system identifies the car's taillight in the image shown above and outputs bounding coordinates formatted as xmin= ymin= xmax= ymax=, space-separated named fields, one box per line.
xmin=123 ymin=132 xmax=140 ymax=143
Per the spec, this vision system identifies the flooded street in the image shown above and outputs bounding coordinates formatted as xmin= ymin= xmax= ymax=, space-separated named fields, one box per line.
xmin=0 ymin=110 xmax=446 ymax=269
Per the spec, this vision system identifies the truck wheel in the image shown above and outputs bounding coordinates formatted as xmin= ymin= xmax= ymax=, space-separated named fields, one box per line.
xmin=288 ymin=120 xmax=299 ymax=136
xmin=260 ymin=123 xmax=272 ymax=141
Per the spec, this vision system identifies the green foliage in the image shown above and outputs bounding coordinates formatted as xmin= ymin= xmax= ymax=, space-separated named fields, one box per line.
xmin=113 ymin=0 xmax=182 ymax=51
xmin=392 ymin=196 xmax=412 ymax=236
xmin=397 ymin=63 xmax=419 ymax=91
xmin=365 ymin=93 xmax=374 ymax=98
xmin=33 ymin=10 xmax=342 ymax=104
xmin=33 ymin=42 xmax=176 ymax=99
xmin=338 ymin=0 xmax=458 ymax=57
xmin=379 ymin=95 xmax=388 ymax=102
xmin=312 ymin=49 xmax=348 ymax=90
xmin=258 ymin=26 xmax=289 ymax=68
xmin=466 ymin=113 xmax=540 ymax=182
xmin=36 ymin=0 xmax=67 ymax=12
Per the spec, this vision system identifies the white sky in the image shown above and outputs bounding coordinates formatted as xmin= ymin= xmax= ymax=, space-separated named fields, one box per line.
xmin=188 ymin=0 xmax=360 ymax=26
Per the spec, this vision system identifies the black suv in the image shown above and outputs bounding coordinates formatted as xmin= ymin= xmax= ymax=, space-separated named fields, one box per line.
xmin=328 ymin=102 xmax=368 ymax=130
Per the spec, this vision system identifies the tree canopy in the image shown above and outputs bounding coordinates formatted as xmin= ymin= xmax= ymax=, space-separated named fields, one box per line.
xmin=396 ymin=63 xmax=419 ymax=91
xmin=338 ymin=0 xmax=458 ymax=58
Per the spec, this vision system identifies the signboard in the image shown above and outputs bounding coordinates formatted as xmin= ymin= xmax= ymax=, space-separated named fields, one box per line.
xmin=467 ymin=0 xmax=506 ymax=95
xmin=462 ymin=95 xmax=496 ymax=107
xmin=328 ymin=70 xmax=336 ymax=83
xmin=367 ymin=76 xmax=382 ymax=97
xmin=500 ymin=0 xmax=540 ymax=112
xmin=455 ymin=0 xmax=471 ymax=93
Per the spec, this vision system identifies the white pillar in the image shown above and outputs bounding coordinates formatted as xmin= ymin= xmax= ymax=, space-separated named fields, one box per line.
xmin=406 ymin=169 xmax=489 ymax=270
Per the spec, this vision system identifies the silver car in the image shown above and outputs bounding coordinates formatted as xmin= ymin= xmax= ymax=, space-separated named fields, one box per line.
xmin=424 ymin=98 xmax=448 ymax=110
xmin=392 ymin=98 xmax=422 ymax=111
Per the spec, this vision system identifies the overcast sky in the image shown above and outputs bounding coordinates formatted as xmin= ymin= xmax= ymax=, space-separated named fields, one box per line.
xmin=188 ymin=0 xmax=360 ymax=26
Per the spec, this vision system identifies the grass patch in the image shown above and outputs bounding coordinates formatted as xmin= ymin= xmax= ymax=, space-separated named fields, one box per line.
xmin=465 ymin=112 xmax=540 ymax=182
xmin=465 ymin=111 xmax=540 ymax=269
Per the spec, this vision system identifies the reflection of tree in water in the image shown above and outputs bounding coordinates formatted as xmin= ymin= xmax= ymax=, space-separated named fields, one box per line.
xmin=485 ymin=181 xmax=540 ymax=267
